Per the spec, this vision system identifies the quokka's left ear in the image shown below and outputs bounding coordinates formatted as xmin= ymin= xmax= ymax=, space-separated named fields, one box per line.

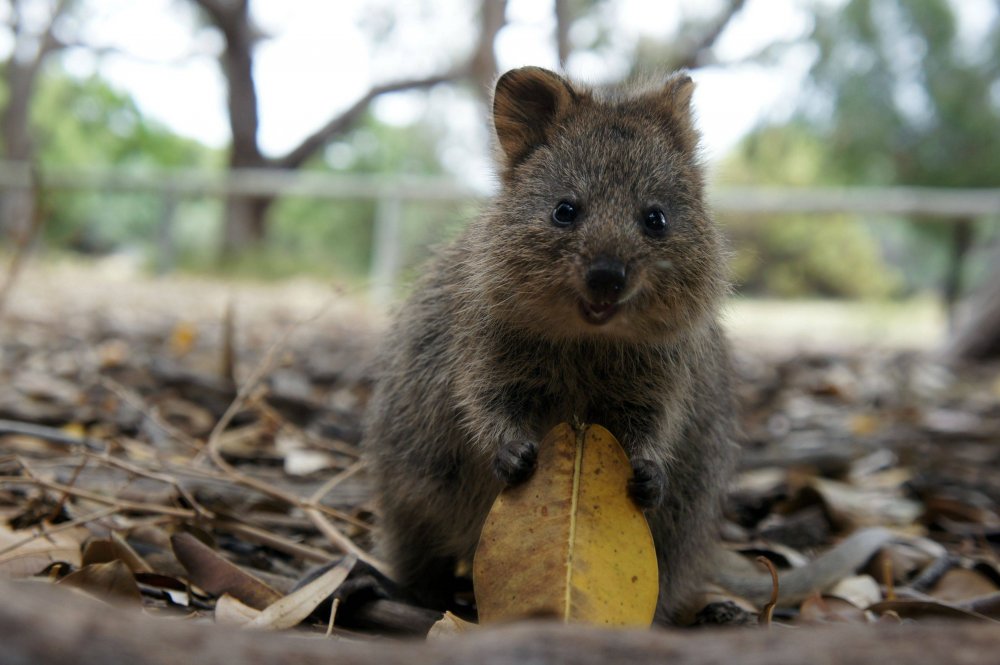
xmin=493 ymin=66 xmax=577 ymax=169
xmin=661 ymin=71 xmax=695 ymax=116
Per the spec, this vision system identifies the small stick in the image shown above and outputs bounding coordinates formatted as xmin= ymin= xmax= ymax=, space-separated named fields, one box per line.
xmin=0 ymin=419 xmax=103 ymax=451
xmin=0 ymin=505 xmax=119 ymax=557
xmin=304 ymin=506 xmax=388 ymax=576
xmin=46 ymin=456 xmax=89 ymax=522
xmin=4 ymin=475 xmax=196 ymax=519
xmin=326 ymin=597 xmax=341 ymax=638
xmin=191 ymin=301 xmax=381 ymax=565
xmin=210 ymin=519 xmax=333 ymax=563
xmin=98 ymin=376 xmax=202 ymax=452
xmin=82 ymin=450 xmax=215 ymax=520
xmin=308 ymin=461 xmax=365 ymax=504
xmin=883 ymin=555 xmax=896 ymax=601
xmin=221 ymin=296 xmax=237 ymax=387
xmin=756 ymin=556 xmax=779 ymax=628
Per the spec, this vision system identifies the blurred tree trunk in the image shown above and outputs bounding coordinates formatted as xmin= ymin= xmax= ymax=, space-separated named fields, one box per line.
xmin=948 ymin=239 xmax=1000 ymax=361
xmin=0 ymin=0 xmax=72 ymax=242
xmin=191 ymin=0 xmax=468 ymax=261
xmin=468 ymin=0 xmax=507 ymax=99
xmin=942 ymin=218 xmax=973 ymax=329
xmin=554 ymin=0 xmax=572 ymax=69
xmin=191 ymin=0 xmax=267 ymax=260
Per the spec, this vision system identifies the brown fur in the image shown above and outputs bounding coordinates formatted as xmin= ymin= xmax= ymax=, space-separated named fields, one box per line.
xmin=363 ymin=67 xmax=737 ymax=623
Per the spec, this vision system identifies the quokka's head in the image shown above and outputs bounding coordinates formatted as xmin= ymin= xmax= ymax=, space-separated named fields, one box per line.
xmin=468 ymin=66 xmax=728 ymax=344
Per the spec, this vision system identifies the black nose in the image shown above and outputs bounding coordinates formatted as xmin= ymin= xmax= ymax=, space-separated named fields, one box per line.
xmin=585 ymin=257 xmax=627 ymax=304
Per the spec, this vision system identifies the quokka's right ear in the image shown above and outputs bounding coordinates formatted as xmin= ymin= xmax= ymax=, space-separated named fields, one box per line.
xmin=493 ymin=67 xmax=576 ymax=168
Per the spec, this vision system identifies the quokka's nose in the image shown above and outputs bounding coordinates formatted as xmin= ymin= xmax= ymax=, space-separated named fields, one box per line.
xmin=585 ymin=257 xmax=627 ymax=304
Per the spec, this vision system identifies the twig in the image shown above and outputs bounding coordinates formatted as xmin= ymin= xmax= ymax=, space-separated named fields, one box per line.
xmin=210 ymin=519 xmax=333 ymax=563
xmin=883 ymin=555 xmax=896 ymax=601
xmin=756 ymin=556 xmax=779 ymax=628
xmin=303 ymin=505 xmax=387 ymax=576
xmin=4 ymin=475 xmax=196 ymax=519
xmin=326 ymin=597 xmax=341 ymax=638
xmin=196 ymin=304 xmax=313 ymax=468
xmin=221 ymin=296 xmax=236 ymax=386
xmin=0 ymin=505 xmax=119 ymax=557
xmin=46 ymin=455 xmax=88 ymax=521
xmin=0 ymin=419 xmax=104 ymax=451
xmin=98 ymin=376 xmax=202 ymax=452
xmin=194 ymin=297 xmax=382 ymax=567
xmin=308 ymin=461 xmax=365 ymax=504
xmin=82 ymin=450 xmax=214 ymax=520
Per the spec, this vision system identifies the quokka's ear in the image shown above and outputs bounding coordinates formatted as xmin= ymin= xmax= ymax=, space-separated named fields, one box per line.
xmin=659 ymin=71 xmax=695 ymax=116
xmin=493 ymin=67 xmax=576 ymax=167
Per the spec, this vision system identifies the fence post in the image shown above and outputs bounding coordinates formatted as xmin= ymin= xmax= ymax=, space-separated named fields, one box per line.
xmin=155 ymin=189 xmax=178 ymax=275
xmin=369 ymin=194 xmax=403 ymax=309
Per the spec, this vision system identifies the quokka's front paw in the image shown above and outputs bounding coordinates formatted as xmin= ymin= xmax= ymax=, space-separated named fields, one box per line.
xmin=628 ymin=458 xmax=665 ymax=510
xmin=493 ymin=439 xmax=539 ymax=486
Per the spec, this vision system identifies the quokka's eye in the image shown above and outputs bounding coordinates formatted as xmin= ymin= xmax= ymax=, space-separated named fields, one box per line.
xmin=642 ymin=208 xmax=668 ymax=237
xmin=551 ymin=201 xmax=578 ymax=227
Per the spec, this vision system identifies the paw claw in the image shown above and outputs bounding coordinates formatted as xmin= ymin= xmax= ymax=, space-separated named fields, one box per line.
xmin=494 ymin=439 xmax=538 ymax=486
xmin=628 ymin=458 xmax=665 ymax=510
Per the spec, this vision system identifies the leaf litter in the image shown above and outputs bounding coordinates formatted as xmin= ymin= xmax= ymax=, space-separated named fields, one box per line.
xmin=0 ymin=268 xmax=999 ymax=637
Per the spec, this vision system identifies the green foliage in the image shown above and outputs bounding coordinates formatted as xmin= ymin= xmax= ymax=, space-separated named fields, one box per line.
xmin=28 ymin=73 xmax=217 ymax=253
xmin=720 ymin=125 xmax=904 ymax=298
xmin=32 ymin=74 xmax=212 ymax=168
xmin=807 ymin=0 xmax=1000 ymax=189
xmin=255 ymin=113 xmax=461 ymax=280
xmin=725 ymin=0 xmax=1000 ymax=298
xmin=725 ymin=215 xmax=902 ymax=298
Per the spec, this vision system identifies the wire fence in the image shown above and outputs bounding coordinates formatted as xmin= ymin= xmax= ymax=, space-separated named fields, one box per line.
xmin=0 ymin=161 xmax=998 ymax=306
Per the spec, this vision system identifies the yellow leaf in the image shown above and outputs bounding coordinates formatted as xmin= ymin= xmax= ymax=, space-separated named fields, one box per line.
xmin=168 ymin=320 xmax=199 ymax=356
xmin=473 ymin=423 xmax=658 ymax=627
xmin=61 ymin=422 xmax=87 ymax=439
xmin=849 ymin=414 xmax=881 ymax=437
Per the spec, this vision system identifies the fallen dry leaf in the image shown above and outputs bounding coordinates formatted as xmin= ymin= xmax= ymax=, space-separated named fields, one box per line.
xmin=0 ymin=523 xmax=87 ymax=579
xmin=215 ymin=592 xmax=263 ymax=626
xmin=171 ymin=532 xmax=282 ymax=609
xmin=58 ymin=560 xmax=143 ymax=605
xmin=82 ymin=532 xmax=153 ymax=574
xmin=868 ymin=598 xmax=999 ymax=622
xmin=245 ymin=555 xmax=354 ymax=631
xmin=473 ymin=423 xmax=658 ymax=627
xmin=427 ymin=611 xmax=477 ymax=639
xmin=799 ymin=593 xmax=870 ymax=624
xmin=930 ymin=568 xmax=1000 ymax=603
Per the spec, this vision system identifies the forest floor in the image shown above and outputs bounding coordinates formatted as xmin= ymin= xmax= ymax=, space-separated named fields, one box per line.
xmin=1 ymin=258 xmax=999 ymax=647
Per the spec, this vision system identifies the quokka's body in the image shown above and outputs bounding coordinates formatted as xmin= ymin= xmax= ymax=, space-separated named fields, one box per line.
xmin=363 ymin=66 xmax=737 ymax=623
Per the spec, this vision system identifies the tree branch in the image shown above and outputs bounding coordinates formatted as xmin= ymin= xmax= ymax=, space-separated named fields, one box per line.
xmin=272 ymin=70 xmax=460 ymax=171
xmin=674 ymin=0 xmax=748 ymax=70
xmin=468 ymin=0 xmax=508 ymax=98
xmin=190 ymin=0 xmax=241 ymax=30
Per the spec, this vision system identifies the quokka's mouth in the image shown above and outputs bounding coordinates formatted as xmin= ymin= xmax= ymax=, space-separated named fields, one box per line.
xmin=579 ymin=299 xmax=619 ymax=326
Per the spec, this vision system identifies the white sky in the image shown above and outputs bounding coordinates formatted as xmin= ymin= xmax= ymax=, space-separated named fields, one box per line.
xmin=5 ymin=0 xmax=995 ymax=184
xmin=8 ymin=0 xmax=984 ymax=191
xmin=44 ymin=0 xmax=827 ymax=180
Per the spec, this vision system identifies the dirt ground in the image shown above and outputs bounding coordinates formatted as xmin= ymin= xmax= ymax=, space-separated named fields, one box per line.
xmin=1 ymin=257 xmax=998 ymax=642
